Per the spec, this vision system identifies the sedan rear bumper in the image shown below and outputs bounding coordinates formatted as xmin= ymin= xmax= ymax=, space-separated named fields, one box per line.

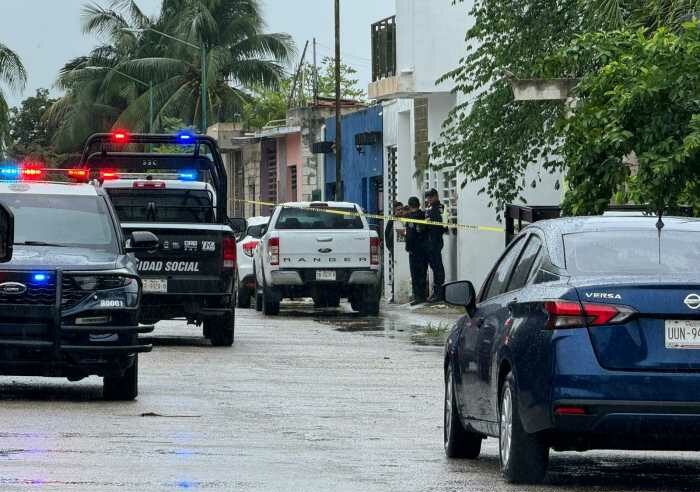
xmin=549 ymin=399 xmax=700 ymax=451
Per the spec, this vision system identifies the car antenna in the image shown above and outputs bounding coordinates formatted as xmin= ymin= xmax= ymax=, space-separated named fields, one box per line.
xmin=656 ymin=208 xmax=665 ymax=265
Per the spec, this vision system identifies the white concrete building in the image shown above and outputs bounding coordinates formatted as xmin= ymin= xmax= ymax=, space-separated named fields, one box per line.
xmin=372 ymin=0 xmax=563 ymax=303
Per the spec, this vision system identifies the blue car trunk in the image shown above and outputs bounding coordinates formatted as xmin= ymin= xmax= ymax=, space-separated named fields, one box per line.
xmin=574 ymin=278 xmax=700 ymax=372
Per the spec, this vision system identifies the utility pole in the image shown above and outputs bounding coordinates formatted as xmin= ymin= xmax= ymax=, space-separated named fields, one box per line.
xmin=334 ymin=0 xmax=343 ymax=201
xmin=313 ymin=38 xmax=319 ymax=105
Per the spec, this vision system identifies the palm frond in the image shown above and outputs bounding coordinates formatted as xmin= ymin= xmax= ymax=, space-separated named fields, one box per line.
xmin=0 ymin=42 xmax=27 ymax=92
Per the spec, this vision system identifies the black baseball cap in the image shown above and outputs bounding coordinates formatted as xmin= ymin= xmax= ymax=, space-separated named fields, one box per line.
xmin=425 ymin=188 xmax=438 ymax=198
xmin=408 ymin=196 xmax=420 ymax=208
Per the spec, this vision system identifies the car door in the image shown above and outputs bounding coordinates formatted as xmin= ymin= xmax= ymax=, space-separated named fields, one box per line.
xmin=456 ymin=235 xmax=526 ymax=423
xmin=486 ymin=233 xmax=545 ymax=420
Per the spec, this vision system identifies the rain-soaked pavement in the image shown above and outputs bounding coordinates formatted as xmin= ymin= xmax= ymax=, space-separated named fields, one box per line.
xmin=1 ymin=302 xmax=700 ymax=491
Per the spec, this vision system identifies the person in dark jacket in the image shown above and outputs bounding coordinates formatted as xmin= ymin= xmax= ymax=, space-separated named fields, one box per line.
xmin=405 ymin=196 xmax=428 ymax=305
xmin=424 ymin=189 xmax=446 ymax=303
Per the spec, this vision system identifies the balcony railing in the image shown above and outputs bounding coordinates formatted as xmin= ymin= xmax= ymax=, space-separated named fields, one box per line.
xmin=371 ymin=16 xmax=396 ymax=82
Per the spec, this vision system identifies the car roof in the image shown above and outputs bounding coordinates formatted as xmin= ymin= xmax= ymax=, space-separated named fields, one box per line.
xmin=0 ymin=181 xmax=101 ymax=196
xmin=532 ymin=215 xmax=700 ymax=236
xmin=280 ymin=201 xmax=360 ymax=209
xmin=247 ymin=216 xmax=269 ymax=226
xmin=527 ymin=216 xmax=700 ymax=270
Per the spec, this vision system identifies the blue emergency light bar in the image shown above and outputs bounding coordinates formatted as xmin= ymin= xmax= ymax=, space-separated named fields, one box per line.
xmin=179 ymin=170 xmax=198 ymax=181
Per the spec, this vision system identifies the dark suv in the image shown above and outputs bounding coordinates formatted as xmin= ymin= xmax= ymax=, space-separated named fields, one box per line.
xmin=0 ymin=179 xmax=158 ymax=400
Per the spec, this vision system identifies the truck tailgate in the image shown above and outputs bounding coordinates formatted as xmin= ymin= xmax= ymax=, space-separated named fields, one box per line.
xmin=122 ymin=223 xmax=233 ymax=294
xmin=277 ymin=230 xmax=372 ymax=269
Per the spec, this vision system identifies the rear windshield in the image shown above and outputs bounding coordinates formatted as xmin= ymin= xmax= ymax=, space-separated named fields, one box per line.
xmin=275 ymin=207 xmax=363 ymax=230
xmin=0 ymin=194 xmax=117 ymax=252
xmin=564 ymin=230 xmax=700 ymax=274
xmin=106 ymin=189 xmax=215 ymax=223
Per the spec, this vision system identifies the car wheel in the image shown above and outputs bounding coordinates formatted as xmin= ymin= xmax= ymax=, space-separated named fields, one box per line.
xmin=237 ymin=287 xmax=252 ymax=309
xmin=357 ymin=287 xmax=381 ymax=316
xmin=103 ymin=356 xmax=138 ymax=401
xmin=255 ymin=291 xmax=263 ymax=312
xmin=499 ymin=372 xmax=549 ymax=484
xmin=206 ymin=311 xmax=235 ymax=347
xmin=262 ymin=277 xmax=280 ymax=316
xmin=444 ymin=364 xmax=482 ymax=459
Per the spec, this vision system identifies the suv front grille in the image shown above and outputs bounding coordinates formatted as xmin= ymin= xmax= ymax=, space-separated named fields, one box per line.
xmin=61 ymin=277 xmax=91 ymax=309
xmin=0 ymin=272 xmax=57 ymax=305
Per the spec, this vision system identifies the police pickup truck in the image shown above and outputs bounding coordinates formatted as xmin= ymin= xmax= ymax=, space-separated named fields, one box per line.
xmin=79 ymin=132 xmax=246 ymax=346
xmin=254 ymin=202 xmax=382 ymax=316
xmin=0 ymin=171 xmax=158 ymax=400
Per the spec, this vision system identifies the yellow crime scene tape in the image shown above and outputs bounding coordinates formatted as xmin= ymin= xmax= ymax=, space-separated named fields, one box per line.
xmin=233 ymin=199 xmax=505 ymax=234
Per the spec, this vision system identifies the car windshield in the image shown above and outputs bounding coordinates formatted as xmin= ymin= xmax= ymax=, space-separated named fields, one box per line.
xmin=106 ymin=188 xmax=215 ymax=223
xmin=564 ymin=230 xmax=700 ymax=274
xmin=275 ymin=207 xmax=363 ymax=230
xmin=0 ymin=193 xmax=117 ymax=252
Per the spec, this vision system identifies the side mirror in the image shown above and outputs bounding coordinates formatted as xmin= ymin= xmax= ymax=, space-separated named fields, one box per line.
xmin=126 ymin=231 xmax=160 ymax=253
xmin=229 ymin=217 xmax=247 ymax=239
xmin=0 ymin=202 xmax=14 ymax=263
xmin=445 ymin=281 xmax=476 ymax=313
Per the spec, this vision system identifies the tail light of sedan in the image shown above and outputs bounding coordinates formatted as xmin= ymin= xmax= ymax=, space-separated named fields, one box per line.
xmin=268 ymin=237 xmax=280 ymax=266
xmin=242 ymin=240 xmax=259 ymax=258
xmin=223 ymin=237 xmax=237 ymax=269
xmin=544 ymin=300 xmax=636 ymax=329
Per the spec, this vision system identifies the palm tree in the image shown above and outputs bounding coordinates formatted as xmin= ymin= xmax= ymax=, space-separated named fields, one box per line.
xmin=0 ymin=42 xmax=27 ymax=154
xmin=51 ymin=0 xmax=294 ymax=151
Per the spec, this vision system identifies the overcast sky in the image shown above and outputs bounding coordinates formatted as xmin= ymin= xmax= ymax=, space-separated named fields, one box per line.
xmin=1 ymin=0 xmax=395 ymax=107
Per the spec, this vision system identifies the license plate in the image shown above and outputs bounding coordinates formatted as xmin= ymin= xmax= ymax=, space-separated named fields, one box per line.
xmin=316 ymin=270 xmax=336 ymax=281
xmin=142 ymin=278 xmax=168 ymax=293
xmin=665 ymin=320 xmax=700 ymax=349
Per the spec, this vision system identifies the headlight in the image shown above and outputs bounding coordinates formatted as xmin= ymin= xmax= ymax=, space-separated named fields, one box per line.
xmin=72 ymin=275 xmax=136 ymax=291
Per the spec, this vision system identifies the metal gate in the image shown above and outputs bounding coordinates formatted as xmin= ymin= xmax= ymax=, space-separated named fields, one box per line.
xmin=387 ymin=145 xmax=398 ymax=302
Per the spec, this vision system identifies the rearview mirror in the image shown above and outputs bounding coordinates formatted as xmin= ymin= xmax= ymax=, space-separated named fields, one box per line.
xmin=229 ymin=217 xmax=247 ymax=238
xmin=126 ymin=231 xmax=160 ymax=253
xmin=445 ymin=281 xmax=476 ymax=312
xmin=0 ymin=202 xmax=14 ymax=263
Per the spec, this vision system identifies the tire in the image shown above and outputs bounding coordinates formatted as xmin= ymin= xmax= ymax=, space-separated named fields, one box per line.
xmin=255 ymin=291 xmax=263 ymax=312
xmin=103 ymin=356 xmax=138 ymax=401
xmin=237 ymin=287 xmax=252 ymax=309
xmin=499 ymin=372 xmax=549 ymax=484
xmin=444 ymin=364 xmax=482 ymax=459
xmin=206 ymin=311 xmax=235 ymax=347
xmin=263 ymin=280 xmax=280 ymax=316
xmin=356 ymin=287 xmax=381 ymax=316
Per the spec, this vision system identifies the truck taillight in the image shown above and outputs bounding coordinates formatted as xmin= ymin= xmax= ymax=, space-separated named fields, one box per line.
xmin=223 ymin=237 xmax=236 ymax=268
xmin=242 ymin=240 xmax=258 ymax=257
xmin=370 ymin=237 xmax=380 ymax=265
xmin=269 ymin=237 xmax=280 ymax=266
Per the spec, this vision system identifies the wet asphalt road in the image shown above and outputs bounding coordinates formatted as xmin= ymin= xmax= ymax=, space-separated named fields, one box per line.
xmin=2 ymin=304 xmax=700 ymax=491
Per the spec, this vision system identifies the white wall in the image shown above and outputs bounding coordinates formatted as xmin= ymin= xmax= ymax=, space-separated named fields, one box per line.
xmin=382 ymin=99 xmax=418 ymax=304
xmin=456 ymin=167 xmax=563 ymax=291
xmin=395 ymin=0 xmax=473 ymax=94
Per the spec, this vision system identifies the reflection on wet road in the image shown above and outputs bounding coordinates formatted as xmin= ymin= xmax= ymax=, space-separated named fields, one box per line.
xmin=0 ymin=302 xmax=699 ymax=490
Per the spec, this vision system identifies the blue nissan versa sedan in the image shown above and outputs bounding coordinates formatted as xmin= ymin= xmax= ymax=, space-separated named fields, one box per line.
xmin=443 ymin=215 xmax=700 ymax=484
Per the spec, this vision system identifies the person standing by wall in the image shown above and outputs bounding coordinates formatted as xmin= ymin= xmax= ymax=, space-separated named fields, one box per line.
xmin=424 ymin=189 xmax=446 ymax=303
xmin=405 ymin=197 xmax=428 ymax=305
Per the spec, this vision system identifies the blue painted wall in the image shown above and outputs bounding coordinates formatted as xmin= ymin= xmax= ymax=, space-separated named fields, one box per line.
xmin=325 ymin=105 xmax=384 ymax=214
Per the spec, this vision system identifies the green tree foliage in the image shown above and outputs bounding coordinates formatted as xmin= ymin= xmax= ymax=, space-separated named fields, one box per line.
xmin=557 ymin=25 xmax=700 ymax=215
xmin=305 ymin=56 xmax=366 ymax=101
xmin=8 ymin=89 xmax=57 ymax=158
xmin=432 ymin=0 xmax=700 ymax=217
xmin=241 ymin=80 xmax=290 ymax=130
xmin=0 ymin=42 xmax=27 ymax=156
xmin=50 ymin=0 xmax=295 ymax=152
xmin=431 ymin=0 xmax=584 ymax=215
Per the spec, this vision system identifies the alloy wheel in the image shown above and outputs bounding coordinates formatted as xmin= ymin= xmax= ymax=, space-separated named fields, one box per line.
xmin=500 ymin=385 xmax=513 ymax=468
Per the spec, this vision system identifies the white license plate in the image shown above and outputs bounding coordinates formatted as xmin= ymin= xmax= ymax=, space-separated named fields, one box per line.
xmin=665 ymin=320 xmax=700 ymax=349
xmin=142 ymin=278 xmax=168 ymax=293
xmin=316 ymin=270 xmax=336 ymax=281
